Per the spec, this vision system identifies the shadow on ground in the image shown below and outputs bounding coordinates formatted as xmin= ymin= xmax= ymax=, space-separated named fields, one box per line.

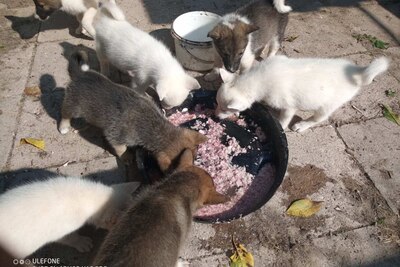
xmin=5 ymin=10 xmax=92 ymax=40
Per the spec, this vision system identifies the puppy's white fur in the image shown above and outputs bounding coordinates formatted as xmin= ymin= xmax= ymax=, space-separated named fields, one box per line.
xmin=93 ymin=1 xmax=201 ymax=108
xmin=273 ymin=0 xmax=292 ymax=13
xmin=216 ymin=55 xmax=389 ymax=132
xmin=0 ymin=177 xmax=139 ymax=258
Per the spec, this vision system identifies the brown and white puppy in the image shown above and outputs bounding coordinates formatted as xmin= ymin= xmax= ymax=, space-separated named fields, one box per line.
xmin=92 ymin=149 xmax=229 ymax=267
xmin=206 ymin=0 xmax=289 ymax=80
xmin=32 ymin=0 xmax=98 ymax=38
xmin=60 ymin=50 xmax=207 ymax=172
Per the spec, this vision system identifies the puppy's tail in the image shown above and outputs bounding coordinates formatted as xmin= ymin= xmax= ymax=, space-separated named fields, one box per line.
xmin=68 ymin=50 xmax=90 ymax=77
xmin=99 ymin=0 xmax=125 ymax=21
xmin=360 ymin=57 xmax=389 ymax=86
xmin=273 ymin=0 xmax=292 ymax=13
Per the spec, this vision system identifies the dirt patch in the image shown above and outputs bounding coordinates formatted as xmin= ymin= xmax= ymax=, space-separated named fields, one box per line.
xmin=281 ymin=164 xmax=335 ymax=205
xmin=341 ymin=177 xmax=393 ymax=219
xmin=200 ymin=220 xmax=257 ymax=251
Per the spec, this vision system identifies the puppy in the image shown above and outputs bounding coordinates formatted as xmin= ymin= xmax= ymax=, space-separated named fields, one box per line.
xmin=216 ymin=55 xmax=389 ymax=132
xmin=60 ymin=50 xmax=207 ymax=171
xmin=93 ymin=1 xmax=201 ymax=108
xmin=32 ymin=0 xmax=98 ymax=38
xmin=0 ymin=176 xmax=139 ymax=258
xmin=92 ymin=149 xmax=229 ymax=267
xmin=205 ymin=0 xmax=289 ymax=80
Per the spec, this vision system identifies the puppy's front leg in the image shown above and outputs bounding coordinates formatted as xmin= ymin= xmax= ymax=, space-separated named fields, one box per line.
xmin=81 ymin=8 xmax=97 ymax=38
xmin=59 ymin=118 xmax=71 ymax=134
xmin=98 ymin=56 xmax=110 ymax=77
xmin=240 ymin=47 xmax=255 ymax=73
xmin=292 ymin=108 xmax=331 ymax=132
xmin=75 ymin=13 xmax=84 ymax=35
xmin=204 ymin=52 xmax=222 ymax=82
xmin=266 ymin=36 xmax=280 ymax=57
xmin=279 ymin=108 xmax=295 ymax=130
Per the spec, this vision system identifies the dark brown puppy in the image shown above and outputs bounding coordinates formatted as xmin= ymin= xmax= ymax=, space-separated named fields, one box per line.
xmin=60 ymin=50 xmax=206 ymax=172
xmin=92 ymin=149 xmax=229 ymax=267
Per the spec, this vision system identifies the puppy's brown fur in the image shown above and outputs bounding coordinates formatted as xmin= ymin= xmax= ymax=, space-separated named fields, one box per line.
xmin=208 ymin=0 xmax=288 ymax=74
xmin=92 ymin=149 xmax=229 ymax=267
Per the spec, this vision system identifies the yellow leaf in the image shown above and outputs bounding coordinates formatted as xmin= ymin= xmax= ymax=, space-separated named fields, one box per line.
xmin=24 ymin=86 xmax=41 ymax=97
xmin=286 ymin=199 xmax=323 ymax=217
xmin=20 ymin=138 xmax=45 ymax=151
xmin=229 ymin=236 xmax=254 ymax=267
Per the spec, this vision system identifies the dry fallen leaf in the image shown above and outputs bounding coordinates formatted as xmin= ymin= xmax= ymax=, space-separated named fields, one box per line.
xmin=381 ymin=104 xmax=400 ymax=126
xmin=20 ymin=138 xmax=45 ymax=151
xmin=24 ymin=86 xmax=41 ymax=97
xmin=286 ymin=199 xmax=323 ymax=217
xmin=229 ymin=236 xmax=254 ymax=267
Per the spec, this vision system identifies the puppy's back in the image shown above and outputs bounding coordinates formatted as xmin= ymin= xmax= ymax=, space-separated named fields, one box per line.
xmin=0 ymin=177 xmax=113 ymax=258
xmin=93 ymin=172 xmax=199 ymax=267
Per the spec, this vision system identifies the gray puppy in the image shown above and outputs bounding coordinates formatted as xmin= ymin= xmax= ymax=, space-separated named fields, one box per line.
xmin=206 ymin=0 xmax=289 ymax=79
xmin=92 ymin=149 xmax=229 ymax=267
xmin=60 ymin=50 xmax=207 ymax=171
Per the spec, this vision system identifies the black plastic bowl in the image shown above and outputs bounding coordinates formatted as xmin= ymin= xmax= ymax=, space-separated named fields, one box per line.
xmin=136 ymin=90 xmax=288 ymax=223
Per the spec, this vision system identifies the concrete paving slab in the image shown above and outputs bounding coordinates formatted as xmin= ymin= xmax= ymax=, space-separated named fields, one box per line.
xmin=384 ymin=46 xmax=400 ymax=81
xmin=9 ymin=96 xmax=111 ymax=169
xmin=348 ymin=3 xmax=400 ymax=49
xmin=338 ymin=117 xmax=400 ymax=215
xmin=0 ymin=44 xmax=35 ymax=98
xmin=46 ymin=156 xmax=126 ymax=185
xmin=27 ymin=40 xmax=96 ymax=89
xmin=0 ymin=96 xmax=22 ymax=171
xmin=0 ymin=6 xmax=39 ymax=48
xmin=37 ymin=11 xmax=86 ymax=43
xmin=283 ymin=8 xmax=367 ymax=57
xmin=330 ymin=53 xmax=399 ymax=125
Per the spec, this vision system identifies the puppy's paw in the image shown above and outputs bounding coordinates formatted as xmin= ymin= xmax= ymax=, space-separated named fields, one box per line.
xmin=291 ymin=121 xmax=311 ymax=133
xmin=176 ymin=258 xmax=190 ymax=267
xmin=72 ymin=235 xmax=93 ymax=253
xmin=59 ymin=126 xmax=70 ymax=135
xmin=279 ymin=5 xmax=292 ymax=13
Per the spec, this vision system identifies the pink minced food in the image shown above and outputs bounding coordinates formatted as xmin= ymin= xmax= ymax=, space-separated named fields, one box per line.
xmin=168 ymin=107 xmax=275 ymax=220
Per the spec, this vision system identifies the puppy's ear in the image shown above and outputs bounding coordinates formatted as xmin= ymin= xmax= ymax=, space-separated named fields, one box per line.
xmin=187 ymin=77 xmax=201 ymax=90
xmin=220 ymin=68 xmax=236 ymax=83
xmin=243 ymin=23 xmax=259 ymax=34
xmin=207 ymin=25 xmax=222 ymax=40
xmin=227 ymin=99 xmax=249 ymax=111
xmin=111 ymin=182 xmax=140 ymax=195
xmin=156 ymin=152 xmax=171 ymax=172
xmin=177 ymin=149 xmax=194 ymax=170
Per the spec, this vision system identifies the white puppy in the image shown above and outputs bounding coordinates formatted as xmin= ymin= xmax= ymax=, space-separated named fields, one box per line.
xmin=216 ymin=55 xmax=389 ymax=132
xmin=93 ymin=1 xmax=201 ymax=108
xmin=0 ymin=176 xmax=139 ymax=258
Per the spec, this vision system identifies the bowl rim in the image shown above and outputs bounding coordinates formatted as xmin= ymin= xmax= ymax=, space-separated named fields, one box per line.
xmin=194 ymin=103 xmax=289 ymax=223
